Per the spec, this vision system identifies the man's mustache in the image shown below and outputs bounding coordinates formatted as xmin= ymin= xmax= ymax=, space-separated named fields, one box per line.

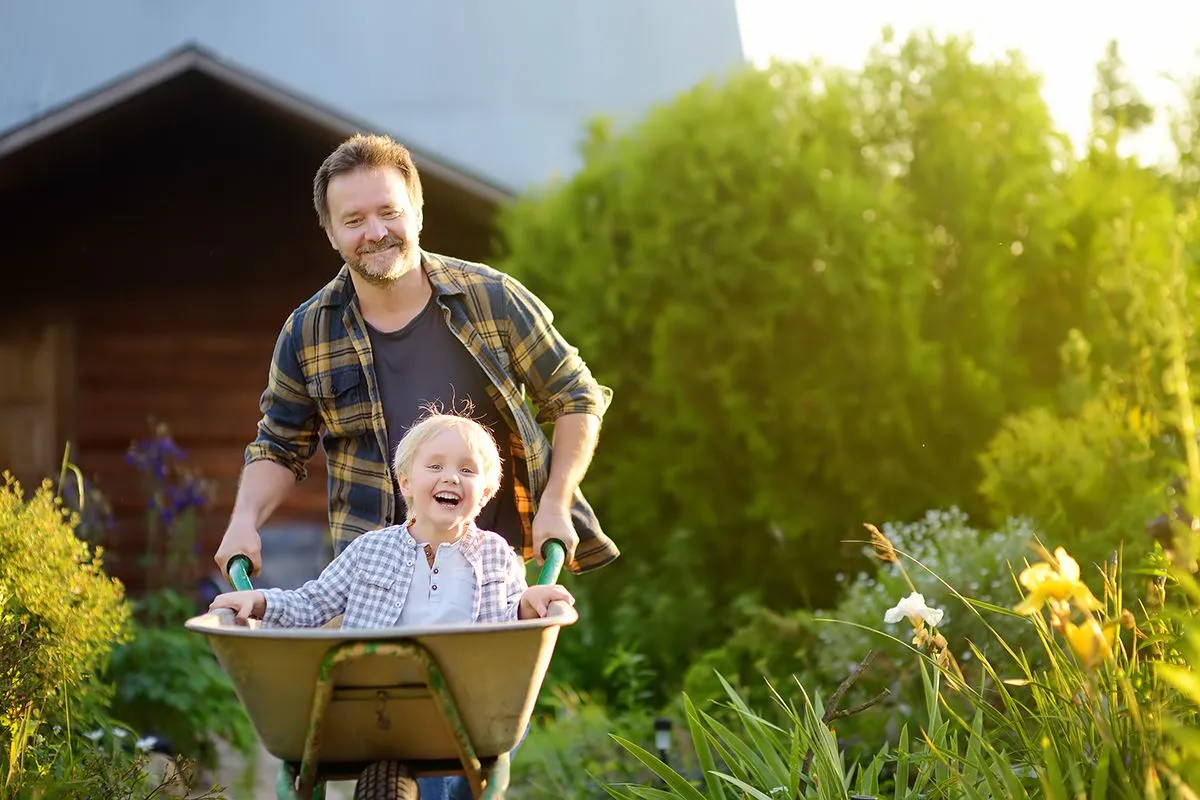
xmin=357 ymin=236 xmax=407 ymax=255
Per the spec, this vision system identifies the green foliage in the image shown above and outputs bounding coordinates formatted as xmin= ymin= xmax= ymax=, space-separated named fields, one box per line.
xmin=1168 ymin=63 xmax=1200 ymax=202
xmin=1156 ymin=571 xmax=1200 ymax=786
xmin=979 ymin=389 xmax=1170 ymax=569
xmin=498 ymin=30 xmax=1170 ymax=690
xmin=0 ymin=474 xmax=130 ymax=790
xmin=684 ymin=509 xmax=1041 ymax=756
xmin=0 ymin=476 xmax=128 ymax=719
xmin=606 ymin=673 xmax=948 ymax=800
xmin=509 ymin=686 xmax=660 ymax=800
xmin=1089 ymin=40 xmax=1155 ymax=154
xmin=9 ymin=727 xmax=228 ymax=800
xmin=75 ymin=419 xmax=257 ymax=773
xmin=0 ymin=472 xmax=229 ymax=798
xmin=609 ymin=537 xmax=1200 ymax=798
xmin=978 ymin=133 xmax=1200 ymax=573
xmin=104 ymin=590 xmax=256 ymax=773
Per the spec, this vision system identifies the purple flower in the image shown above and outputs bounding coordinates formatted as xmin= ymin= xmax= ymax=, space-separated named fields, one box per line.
xmin=167 ymin=480 xmax=209 ymax=516
xmin=125 ymin=429 xmax=187 ymax=481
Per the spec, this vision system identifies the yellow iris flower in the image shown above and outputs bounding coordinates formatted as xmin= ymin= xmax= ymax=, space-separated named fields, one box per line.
xmin=1014 ymin=547 xmax=1101 ymax=616
xmin=1064 ymin=617 xmax=1116 ymax=669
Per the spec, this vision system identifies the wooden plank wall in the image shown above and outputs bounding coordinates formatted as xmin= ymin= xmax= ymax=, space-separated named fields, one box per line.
xmin=72 ymin=285 xmax=332 ymax=589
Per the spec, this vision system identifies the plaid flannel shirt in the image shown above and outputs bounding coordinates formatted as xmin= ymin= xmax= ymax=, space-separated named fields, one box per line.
xmin=260 ymin=525 xmax=525 ymax=628
xmin=245 ymin=251 xmax=620 ymax=573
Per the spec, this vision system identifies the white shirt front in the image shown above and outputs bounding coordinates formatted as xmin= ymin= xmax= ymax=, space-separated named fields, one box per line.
xmin=396 ymin=538 xmax=477 ymax=626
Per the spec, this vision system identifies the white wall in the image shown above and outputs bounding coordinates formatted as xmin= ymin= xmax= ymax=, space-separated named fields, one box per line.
xmin=0 ymin=0 xmax=745 ymax=190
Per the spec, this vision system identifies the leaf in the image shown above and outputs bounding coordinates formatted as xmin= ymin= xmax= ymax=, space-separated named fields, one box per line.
xmin=1157 ymin=663 xmax=1200 ymax=705
xmin=1040 ymin=736 xmax=1068 ymax=800
xmin=683 ymin=694 xmax=726 ymax=800
xmin=1090 ymin=741 xmax=1112 ymax=800
xmin=711 ymin=773 xmax=777 ymax=800
xmin=609 ymin=735 xmax=707 ymax=800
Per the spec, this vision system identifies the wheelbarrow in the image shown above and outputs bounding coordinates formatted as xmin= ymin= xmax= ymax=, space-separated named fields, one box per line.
xmin=185 ymin=540 xmax=575 ymax=800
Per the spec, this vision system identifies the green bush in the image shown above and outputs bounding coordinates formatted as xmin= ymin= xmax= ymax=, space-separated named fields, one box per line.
xmin=104 ymin=590 xmax=257 ymax=774
xmin=10 ymin=731 xmax=228 ymax=800
xmin=0 ymin=474 xmax=129 ymax=789
xmin=683 ymin=508 xmax=1041 ymax=756
xmin=497 ymin=31 xmax=1156 ymax=690
xmin=509 ymin=686 xmax=660 ymax=800
xmin=979 ymin=388 xmax=1171 ymax=571
xmin=978 ymin=125 xmax=1199 ymax=576
xmin=0 ymin=470 xmax=232 ymax=797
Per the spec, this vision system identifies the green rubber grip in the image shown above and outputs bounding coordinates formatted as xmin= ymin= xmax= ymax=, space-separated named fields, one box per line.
xmin=536 ymin=540 xmax=566 ymax=586
xmin=227 ymin=555 xmax=254 ymax=592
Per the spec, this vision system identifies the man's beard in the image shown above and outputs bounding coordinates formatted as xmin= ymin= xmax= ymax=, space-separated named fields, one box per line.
xmin=346 ymin=235 xmax=417 ymax=287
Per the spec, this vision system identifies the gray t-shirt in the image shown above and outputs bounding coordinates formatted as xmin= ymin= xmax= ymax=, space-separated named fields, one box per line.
xmin=365 ymin=295 xmax=522 ymax=548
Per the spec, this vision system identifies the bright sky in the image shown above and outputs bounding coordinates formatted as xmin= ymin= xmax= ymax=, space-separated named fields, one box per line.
xmin=735 ymin=0 xmax=1200 ymax=165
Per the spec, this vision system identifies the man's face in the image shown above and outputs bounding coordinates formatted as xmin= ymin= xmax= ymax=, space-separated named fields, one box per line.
xmin=324 ymin=166 xmax=421 ymax=286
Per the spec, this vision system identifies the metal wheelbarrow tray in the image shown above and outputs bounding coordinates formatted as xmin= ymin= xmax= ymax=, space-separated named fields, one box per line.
xmin=185 ymin=544 xmax=575 ymax=800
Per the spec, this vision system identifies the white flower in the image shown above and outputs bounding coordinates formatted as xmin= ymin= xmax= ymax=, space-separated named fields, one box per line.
xmin=111 ymin=728 xmax=128 ymax=739
xmin=884 ymin=592 xmax=944 ymax=628
xmin=135 ymin=736 xmax=159 ymax=752
xmin=84 ymin=729 xmax=105 ymax=742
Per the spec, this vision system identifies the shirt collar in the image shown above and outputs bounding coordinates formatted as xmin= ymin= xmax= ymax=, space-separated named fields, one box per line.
xmin=398 ymin=522 xmax=486 ymax=561
xmin=319 ymin=250 xmax=464 ymax=311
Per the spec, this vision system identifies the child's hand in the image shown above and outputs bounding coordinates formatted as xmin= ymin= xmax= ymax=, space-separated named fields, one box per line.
xmin=209 ymin=590 xmax=267 ymax=623
xmin=518 ymin=585 xmax=575 ymax=619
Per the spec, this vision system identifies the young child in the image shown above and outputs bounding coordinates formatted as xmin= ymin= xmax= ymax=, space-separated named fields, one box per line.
xmin=209 ymin=410 xmax=574 ymax=627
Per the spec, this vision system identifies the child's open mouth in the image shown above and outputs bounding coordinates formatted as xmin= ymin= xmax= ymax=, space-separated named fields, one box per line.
xmin=433 ymin=492 xmax=461 ymax=509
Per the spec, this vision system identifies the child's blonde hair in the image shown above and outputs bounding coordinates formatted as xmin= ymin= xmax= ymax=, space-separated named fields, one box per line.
xmin=391 ymin=410 xmax=503 ymax=499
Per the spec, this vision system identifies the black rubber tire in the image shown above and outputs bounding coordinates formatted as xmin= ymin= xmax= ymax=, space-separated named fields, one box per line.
xmin=353 ymin=761 xmax=420 ymax=800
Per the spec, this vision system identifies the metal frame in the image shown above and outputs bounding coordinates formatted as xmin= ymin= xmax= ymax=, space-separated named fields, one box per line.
xmin=276 ymin=639 xmax=511 ymax=800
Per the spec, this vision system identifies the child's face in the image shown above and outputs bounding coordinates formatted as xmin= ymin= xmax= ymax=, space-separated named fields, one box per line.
xmin=398 ymin=428 xmax=495 ymax=531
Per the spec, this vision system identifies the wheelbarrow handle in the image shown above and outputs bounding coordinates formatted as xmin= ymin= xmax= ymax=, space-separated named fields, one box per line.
xmin=226 ymin=555 xmax=255 ymax=592
xmin=536 ymin=539 xmax=567 ymax=586
xmin=228 ymin=541 xmax=564 ymax=592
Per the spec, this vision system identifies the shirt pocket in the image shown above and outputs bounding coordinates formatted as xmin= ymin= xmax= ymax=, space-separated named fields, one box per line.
xmin=306 ymin=364 xmax=373 ymax=438
xmin=345 ymin=570 xmax=397 ymax=628
xmin=476 ymin=576 xmax=511 ymax=622
xmin=438 ymin=561 xmax=478 ymax=621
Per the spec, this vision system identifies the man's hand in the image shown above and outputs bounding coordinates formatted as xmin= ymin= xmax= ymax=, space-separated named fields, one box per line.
xmin=209 ymin=590 xmax=267 ymax=623
xmin=214 ymin=517 xmax=263 ymax=580
xmin=518 ymin=584 xmax=576 ymax=619
xmin=531 ymin=503 xmax=579 ymax=566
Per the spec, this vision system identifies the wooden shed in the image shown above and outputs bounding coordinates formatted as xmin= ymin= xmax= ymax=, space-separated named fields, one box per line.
xmin=0 ymin=46 xmax=508 ymax=593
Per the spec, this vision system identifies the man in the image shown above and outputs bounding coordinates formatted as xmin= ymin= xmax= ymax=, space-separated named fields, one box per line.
xmin=214 ymin=133 xmax=618 ymax=581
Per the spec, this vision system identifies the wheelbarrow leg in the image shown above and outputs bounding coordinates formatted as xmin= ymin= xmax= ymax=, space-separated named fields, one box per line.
xmin=478 ymin=752 xmax=511 ymax=800
xmin=277 ymin=761 xmax=325 ymax=800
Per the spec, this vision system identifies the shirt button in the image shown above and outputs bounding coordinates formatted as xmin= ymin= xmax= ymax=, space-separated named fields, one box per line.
xmin=431 ymin=584 xmax=438 ymax=591
xmin=406 ymin=560 xmax=414 ymax=567
xmin=433 ymin=568 xmax=439 ymax=575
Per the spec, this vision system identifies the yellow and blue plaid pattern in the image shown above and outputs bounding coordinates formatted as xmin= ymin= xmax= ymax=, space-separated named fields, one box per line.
xmin=246 ymin=252 xmax=620 ymax=573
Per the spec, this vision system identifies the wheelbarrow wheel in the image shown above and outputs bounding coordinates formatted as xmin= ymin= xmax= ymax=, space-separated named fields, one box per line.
xmin=353 ymin=761 xmax=419 ymax=800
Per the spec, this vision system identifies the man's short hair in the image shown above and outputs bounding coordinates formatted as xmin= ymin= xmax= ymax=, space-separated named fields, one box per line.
xmin=313 ymin=134 xmax=425 ymax=228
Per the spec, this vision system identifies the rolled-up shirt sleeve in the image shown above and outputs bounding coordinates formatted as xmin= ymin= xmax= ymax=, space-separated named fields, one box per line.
xmin=502 ymin=274 xmax=612 ymax=425
xmin=244 ymin=314 xmax=321 ymax=481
